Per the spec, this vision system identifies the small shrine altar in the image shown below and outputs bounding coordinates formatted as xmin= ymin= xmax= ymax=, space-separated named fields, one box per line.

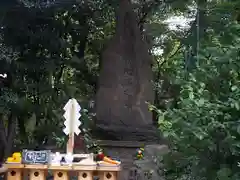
xmin=3 ymin=98 xmax=121 ymax=180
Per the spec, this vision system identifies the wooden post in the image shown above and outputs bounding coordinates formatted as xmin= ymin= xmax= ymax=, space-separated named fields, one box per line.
xmin=25 ymin=164 xmax=47 ymax=180
xmin=4 ymin=164 xmax=24 ymax=180
xmin=49 ymin=165 xmax=71 ymax=180
xmin=97 ymin=166 xmax=121 ymax=180
xmin=66 ymin=133 xmax=74 ymax=154
xmin=73 ymin=165 xmax=96 ymax=180
xmin=77 ymin=171 xmax=93 ymax=180
xmin=102 ymin=172 xmax=117 ymax=180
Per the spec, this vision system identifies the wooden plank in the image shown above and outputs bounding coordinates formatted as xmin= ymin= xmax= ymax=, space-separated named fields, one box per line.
xmin=97 ymin=165 xmax=121 ymax=172
xmin=48 ymin=165 xmax=72 ymax=170
xmin=24 ymin=164 xmax=48 ymax=169
xmin=4 ymin=164 xmax=24 ymax=169
xmin=72 ymin=165 xmax=97 ymax=171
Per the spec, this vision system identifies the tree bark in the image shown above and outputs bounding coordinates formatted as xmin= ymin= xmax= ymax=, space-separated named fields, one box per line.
xmin=0 ymin=113 xmax=16 ymax=161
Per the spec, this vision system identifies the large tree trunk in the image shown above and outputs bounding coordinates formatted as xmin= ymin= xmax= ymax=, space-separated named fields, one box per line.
xmin=96 ymin=0 xmax=154 ymax=127
xmin=0 ymin=113 xmax=16 ymax=161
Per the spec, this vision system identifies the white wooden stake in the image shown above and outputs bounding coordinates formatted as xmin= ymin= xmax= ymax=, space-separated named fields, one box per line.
xmin=63 ymin=98 xmax=81 ymax=154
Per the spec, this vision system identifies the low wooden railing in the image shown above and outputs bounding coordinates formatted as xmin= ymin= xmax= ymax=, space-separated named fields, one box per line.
xmin=4 ymin=163 xmax=121 ymax=180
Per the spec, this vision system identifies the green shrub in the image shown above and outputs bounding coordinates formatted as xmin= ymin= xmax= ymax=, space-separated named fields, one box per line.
xmin=155 ymin=22 xmax=240 ymax=180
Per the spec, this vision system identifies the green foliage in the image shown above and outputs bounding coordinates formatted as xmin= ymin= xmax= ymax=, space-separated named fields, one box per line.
xmin=0 ymin=0 xmax=113 ymax=157
xmin=155 ymin=19 xmax=240 ymax=180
